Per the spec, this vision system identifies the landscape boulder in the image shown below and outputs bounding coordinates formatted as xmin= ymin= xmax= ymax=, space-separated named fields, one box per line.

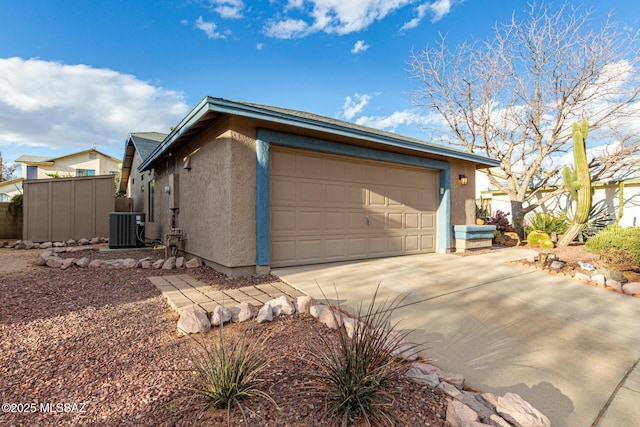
xmin=622 ymin=282 xmax=640 ymax=295
xmin=256 ymin=303 xmax=273 ymax=323
xmin=231 ymin=302 xmax=255 ymax=323
xmin=210 ymin=305 xmax=233 ymax=326
xmin=122 ymin=258 xmax=137 ymax=268
xmin=46 ymin=257 xmax=63 ymax=268
xmin=39 ymin=242 xmax=52 ymax=249
xmin=185 ymin=257 xmax=202 ymax=268
xmin=60 ymin=258 xmax=76 ymax=270
xmin=75 ymin=257 xmax=91 ymax=268
xmin=294 ymin=295 xmax=314 ymax=314
xmin=318 ymin=307 xmax=343 ymax=329
xmin=309 ymin=304 xmax=325 ymax=318
xmin=446 ymin=400 xmax=479 ymax=427
xmin=176 ymin=256 xmax=185 ymax=268
xmin=152 ymin=259 xmax=165 ymax=269
xmin=497 ymin=392 xmax=550 ymax=427
xmin=177 ymin=308 xmax=211 ymax=335
xmin=163 ymin=256 xmax=176 ymax=270
xmin=78 ymin=238 xmax=91 ymax=245
xmin=89 ymin=260 xmax=104 ymax=268
xmin=268 ymin=295 xmax=295 ymax=316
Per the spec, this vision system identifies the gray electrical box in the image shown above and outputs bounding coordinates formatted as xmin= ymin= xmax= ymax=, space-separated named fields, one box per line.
xmin=109 ymin=212 xmax=145 ymax=248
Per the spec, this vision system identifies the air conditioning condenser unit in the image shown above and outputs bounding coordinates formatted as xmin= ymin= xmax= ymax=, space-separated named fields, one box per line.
xmin=109 ymin=212 xmax=145 ymax=249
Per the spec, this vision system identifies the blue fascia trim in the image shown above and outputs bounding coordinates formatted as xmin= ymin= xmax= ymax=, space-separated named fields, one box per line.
xmin=254 ymin=129 xmax=452 ymax=265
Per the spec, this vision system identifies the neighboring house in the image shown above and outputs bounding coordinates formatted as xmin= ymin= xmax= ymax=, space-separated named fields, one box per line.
xmin=118 ymin=132 xmax=166 ymax=213
xmin=0 ymin=177 xmax=24 ymax=201
xmin=15 ymin=149 xmax=121 ymax=180
xmin=120 ymin=97 xmax=499 ymax=276
xmin=477 ymin=169 xmax=640 ymax=228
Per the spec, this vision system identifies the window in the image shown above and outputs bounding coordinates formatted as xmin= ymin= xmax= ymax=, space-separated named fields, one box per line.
xmin=76 ymin=169 xmax=95 ymax=176
xmin=27 ymin=165 xmax=38 ymax=179
xmin=0 ymin=193 xmax=9 ymax=202
xmin=148 ymin=180 xmax=155 ymax=222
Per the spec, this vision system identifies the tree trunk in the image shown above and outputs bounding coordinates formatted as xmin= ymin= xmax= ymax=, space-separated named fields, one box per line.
xmin=510 ymin=200 xmax=526 ymax=240
xmin=558 ymin=221 xmax=585 ymax=246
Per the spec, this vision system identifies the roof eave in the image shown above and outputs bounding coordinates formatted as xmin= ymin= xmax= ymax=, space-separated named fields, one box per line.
xmin=139 ymin=97 xmax=500 ymax=171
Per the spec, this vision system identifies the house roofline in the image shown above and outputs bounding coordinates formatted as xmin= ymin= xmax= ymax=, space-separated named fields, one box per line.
xmin=138 ymin=96 xmax=500 ymax=171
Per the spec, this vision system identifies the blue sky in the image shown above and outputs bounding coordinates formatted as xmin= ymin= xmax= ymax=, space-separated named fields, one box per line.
xmin=0 ymin=0 xmax=638 ymax=175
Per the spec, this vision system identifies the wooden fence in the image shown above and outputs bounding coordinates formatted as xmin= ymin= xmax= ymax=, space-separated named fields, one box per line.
xmin=0 ymin=202 xmax=21 ymax=239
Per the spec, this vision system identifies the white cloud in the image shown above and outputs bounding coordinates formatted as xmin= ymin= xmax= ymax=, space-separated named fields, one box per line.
xmin=355 ymin=110 xmax=418 ymax=131
xmin=0 ymin=57 xmax=189 ymax=153
xmin=351 ymin=40 xmax=370 ymax=54
xmin=401 ymin=0 xmax=459 ymax=30
xmin=195 ymin=16 xmax=228 ymax=39
xmin=256 ymin=42 xmax=265 ymax=50
xmin=264 ymin=18 xmax=312 ymax=39
xmin=265 ymin=0 xmax=413 ymax=39
xmin=340 ymin=93 xmax=372 ymax=120
xmin=207 ymin=0 xmax=244 ymax=19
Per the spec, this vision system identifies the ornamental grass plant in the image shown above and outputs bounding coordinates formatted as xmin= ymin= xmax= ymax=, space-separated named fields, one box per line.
xmin=188 ymin=325 xmax=276 ymax=424
xmin=309 ymin=285 xmax=415 ymax=426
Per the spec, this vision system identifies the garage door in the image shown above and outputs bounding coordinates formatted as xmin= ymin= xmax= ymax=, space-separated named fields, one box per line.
xmin=270 ymin=148 xmax=438 ymax=267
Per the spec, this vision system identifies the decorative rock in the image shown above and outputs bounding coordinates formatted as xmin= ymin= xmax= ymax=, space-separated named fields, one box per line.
xmin=122 ymin=258 xmax=137 ymax=268
xmin=574 ymin=272 xmax=591 ymax=281
xmin=406 ymin=367 xmax=440 ymax=387
xmin=163 ymin=256 xmax=176 ymax=270
xmin=606 ymin=279 xmax=623 ymax=291
xmin=60 ymin=258 xmax=75 ymax=270
xmin=141 ymin=260 xmax=153 ymax=269
xmin=136 ymin=257 xmax=153 ymax=268
xmin=185 ymin=257 xmax=202 ymax=268
xmin=90 ymin=237 xmax=101 ymax=244
xmin=102 ymin=259 xmax=124 ymax=268
xmin=309 ymin=304 xmax=325 ymax=318
xmin=176 ymin=256 xmax=185 ymax=268
xmin=318 ymin=307 xmax=343 ymax=329
xmin=14 ymin=241 xmax=27 ymax=249
xmin=526 ymin=256 xmax=537 ymax=263
xmin=437 ymin=381 xmax=463 ymax=398
xmin=622 ymin=282 xmax=640 ymax=295
xmin=66 ymin=239 xmax=76 ymax=246
xmin=482 ymin=392 xmax=499 ymax=409
xmin=231 ymin=302 xmax=254 ymax=322
xmin=342 ymin=316 xmax=356 ymax=338
xmin=268 ymin=295 xmax=295 ymax=316
xmin=89 ymin=259 xmax=104 ymax=268
xmin=78 ymin=238 xmax=90 ymax=245
xmin=489 ymin=414 xmax=513 ymax=427
xmin=594 ymin=268 xmax=628 ymax=283
xmin=497 ymin=392 xmax=550 ymax=427
xmin=46 ymin=257 xmax=63 ymax=268
xmin=99 ymin=237 xmax=108 ymax=243
xmin=152 ymin=259 xmax=165 ymax=269
xmin=76 ymin=257 xmax=90 ymax=268
xmin=211 ymin=305 xmax=233 ymax=326
xmin=294 ymin=295 xmax=314 ymax=314
xmin=177 ymin=308 xmax=211 ymax=335
xmin=591 ymin=274 xmax=606 ymax=286
xmin=446 ymin=399 xmax=479 ymax=427
xmin=549 ymin=261 xmax=565 ymax=270
xmin=39 ymin=242 xmax=53 ymax=249
xmin=54 ymin=247 xmax=67 ymax=253
xmin=440 ymin=371 xmax=465 ymax=390
xmin=256 ymin=303 xmax=273 ymax=323
xmin=458 ymin=391 xmax=496 ymax=424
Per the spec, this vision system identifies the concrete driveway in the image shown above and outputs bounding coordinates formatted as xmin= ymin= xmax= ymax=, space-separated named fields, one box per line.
xmin=273 ymin=248 xmax=640 ymax=427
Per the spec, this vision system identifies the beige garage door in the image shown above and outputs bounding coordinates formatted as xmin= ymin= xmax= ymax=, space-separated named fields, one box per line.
xmin=270 ymin=148 xmax=438 ymax=267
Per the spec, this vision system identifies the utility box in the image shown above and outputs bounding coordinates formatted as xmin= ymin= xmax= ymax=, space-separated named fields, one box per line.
xmin=109 ymin=212 xmax=145 ymax=248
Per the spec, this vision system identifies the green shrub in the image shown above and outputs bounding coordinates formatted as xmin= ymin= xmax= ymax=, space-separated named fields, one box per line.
xmin=309 ymin=285 xmax=413 ymax=426
xmin=189 ymin=326 xmax=275 ymax=421
xmin=527 ymin=230 xmax=553 ymax=248
xmin=524 ymin=211 xmax=569 ymax=235
xmin=585 ymin=226 xmax=640 ymax=267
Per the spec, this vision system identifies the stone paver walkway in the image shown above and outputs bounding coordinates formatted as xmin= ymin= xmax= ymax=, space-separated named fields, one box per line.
xmin=148 ymin=274 xmax=306 ymax=314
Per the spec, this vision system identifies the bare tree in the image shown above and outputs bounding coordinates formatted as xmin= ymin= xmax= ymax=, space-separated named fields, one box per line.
xmin=408 ymin=1 xmax=640 ymax=235
xmin=1 ymin=151 xmax=18 ymax=182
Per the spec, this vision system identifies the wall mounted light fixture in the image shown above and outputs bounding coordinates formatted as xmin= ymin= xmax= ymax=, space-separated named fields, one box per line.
xmin=458 ymin=174 xmax=468 ymax=185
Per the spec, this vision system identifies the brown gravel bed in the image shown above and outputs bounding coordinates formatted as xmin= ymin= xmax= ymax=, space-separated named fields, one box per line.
xmin=0 ymin=248 xmax=448 ymax=426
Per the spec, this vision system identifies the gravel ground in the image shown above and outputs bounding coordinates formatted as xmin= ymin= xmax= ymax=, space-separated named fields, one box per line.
xmin=0 ymin=247 xmax=448 ymax=426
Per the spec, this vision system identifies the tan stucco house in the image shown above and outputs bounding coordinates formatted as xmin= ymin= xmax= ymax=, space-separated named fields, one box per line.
xmin=119 ymin=97 xmax=499 ymax=276
xmin=15 ymin=149 xmax=121 ymax=180
xmin=0 ymin=177 xmax=24 ymax=202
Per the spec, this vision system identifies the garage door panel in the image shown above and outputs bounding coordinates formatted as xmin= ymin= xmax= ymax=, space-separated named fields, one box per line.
xmin=272 ymin=210 xmax=296 ymax=232
xmin=271 ymin=149 xmax=438 ymax=267
xmin=272 ymin=179 xmax=296 ymax=203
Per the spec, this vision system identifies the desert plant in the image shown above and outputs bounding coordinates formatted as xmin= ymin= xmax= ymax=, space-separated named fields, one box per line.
xmin=189 ymin=326 xmax=275 ymax=422
xmin=585 ymin=225 xmax=640 ymax=267
xmin=309 ymin=285 xmax=414 ymax=426
xmin=527 ymin=230 xmax=554 ymax=248
xmin=559 ymin=120 xmax=592 ymax=246
xmin=524 ymin=211 xmax=569 ymax=235
xmin=487 ymin=210 xmax=511 ymax=232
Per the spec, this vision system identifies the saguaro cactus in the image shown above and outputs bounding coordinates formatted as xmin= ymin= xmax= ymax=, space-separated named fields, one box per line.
xmin=558 ymin=119 xmax=592 ymax=246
